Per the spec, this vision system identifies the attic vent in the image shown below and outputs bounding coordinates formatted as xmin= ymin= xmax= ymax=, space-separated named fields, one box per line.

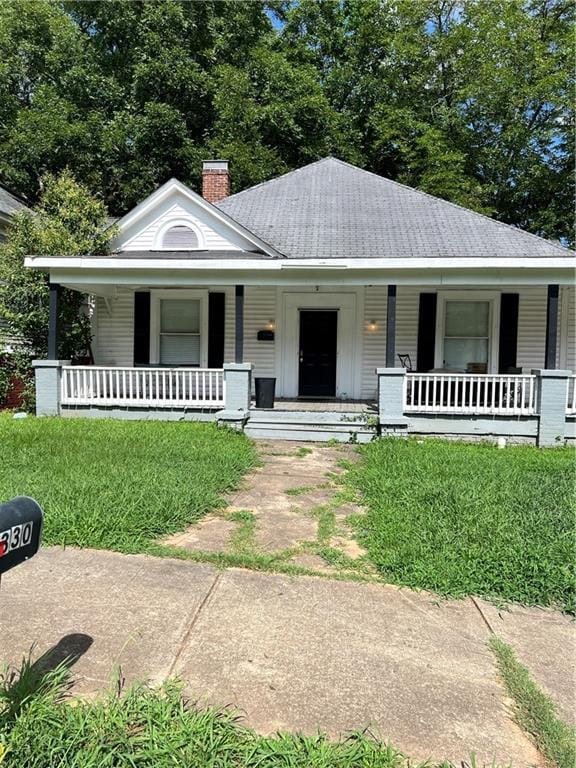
xmin=162 ymin=225 xmax=199 ymax=250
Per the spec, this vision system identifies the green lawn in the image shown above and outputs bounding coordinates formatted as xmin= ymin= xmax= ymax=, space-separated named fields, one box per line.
xmin=345 ymin=439 xmax=575 ymax=612
xmin=0 ymin=416 xmax=257 ymax=553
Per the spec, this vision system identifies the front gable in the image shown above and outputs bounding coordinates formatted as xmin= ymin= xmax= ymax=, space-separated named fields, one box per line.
xmin=111 ymin=179 xmax=281 ymax=258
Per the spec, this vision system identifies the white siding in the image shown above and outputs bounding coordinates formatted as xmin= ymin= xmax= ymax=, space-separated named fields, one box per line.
xmin=517 ymin=287 xmax=547 ymax=372
xmin=561 ymin=286 xmax=575 ymax=372
xmin=223 ymin=287 xmax=235 ymax=364
xmin=392 ymin=286 xmax=550 ymax=375
xmin=122 ymin=203 xmax=241 ymax=251
xmin=94 ymin=288 xmax=134 ymax=366
xmin=92 ymin=284 xmax=562 ymax=390
xmin=361 ymin=286 xmax=386 ymax=399
xmin=244 ymin=286 xmax=276 ymax=380
xmin=395 ymin=286 xmax=420 ymax=367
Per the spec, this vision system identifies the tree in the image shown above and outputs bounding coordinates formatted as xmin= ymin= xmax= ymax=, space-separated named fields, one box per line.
xmin=0 ymin=0 xmax=573 ymax=241
xmin=281 ymin=0 xmax=574 ymax=240
xmin=0 ymin=170 xmax=114 ymax=362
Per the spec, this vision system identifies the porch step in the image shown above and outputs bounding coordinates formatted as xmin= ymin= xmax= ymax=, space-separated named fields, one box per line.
xmin=245 ymin=409 xmax=376 ymax=443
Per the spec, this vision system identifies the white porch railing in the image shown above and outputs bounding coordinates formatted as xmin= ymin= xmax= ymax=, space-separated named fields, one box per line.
xmin=61 ymin=366 xmax=225 ymax=408
xmin=404 ymin=373 xmax=537 ymax=416
xmin=567 ymin=376 xmax=576 ymax=415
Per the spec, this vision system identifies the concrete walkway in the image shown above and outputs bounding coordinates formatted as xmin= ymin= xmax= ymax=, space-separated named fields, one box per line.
xmin=2 ymin=547 xmax=574 ymax=765
xmin=165 ymin=441 xmax=369 ymax=573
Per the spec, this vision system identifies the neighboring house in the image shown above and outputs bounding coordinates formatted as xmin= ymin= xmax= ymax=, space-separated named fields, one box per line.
xmin=0 ymin=184 xmax=27 ymax=242
xmin=26 ymin=158 xmax=575 ymax=445
xmin=0 ymin=185 xmax=29 ymax=349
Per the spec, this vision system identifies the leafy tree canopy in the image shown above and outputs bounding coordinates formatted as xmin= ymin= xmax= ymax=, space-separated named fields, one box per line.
xmin=0 ymin=170 xmax=114 ymax=359
xmin=0 ymin=0 xmax=572 ymax=243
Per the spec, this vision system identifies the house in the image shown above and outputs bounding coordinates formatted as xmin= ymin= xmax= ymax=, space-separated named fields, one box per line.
xmin=26 ymin=158 xmax=575 ymax=445
xmin=0 ymin=185 xmax=30 ymax=407
xmin=0 ymin=184 xmax=27 ymax=243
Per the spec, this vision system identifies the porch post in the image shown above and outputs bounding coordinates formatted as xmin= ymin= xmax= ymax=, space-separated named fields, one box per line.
xmin=235 ymin=285 xmax=244 ymax=364
xmin=218 ymin=362 xmax=253 ymax=431
xmin=33 ymin=359 xmax=70 ymax=416
xmin=48 ymin=282 xmax=60 ymax=359
xmin=544 ymin=284 xmax=559 ymax=369
xmin=533 ymin=368 xmax=570 ymax=447
xmin=386 ymin=284 xmax=397 ymax=367
xmin=376 ymin=367 xmax=409 ymax=436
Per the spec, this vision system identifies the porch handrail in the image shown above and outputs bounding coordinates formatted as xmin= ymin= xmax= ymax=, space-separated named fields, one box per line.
xmin=567 ymin=376 xmax=576 ymax=415
xmin=403 ymin=373 xmax=537 ymax=416
xmin=61 ymin=365 xmax=225 ymax=408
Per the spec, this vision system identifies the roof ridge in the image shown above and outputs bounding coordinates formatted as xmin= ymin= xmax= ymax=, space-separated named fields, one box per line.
xmin=215 ymin=157 xmax=335 ymax=206
xmin=325 ymin=158 xmax=573 ymax=254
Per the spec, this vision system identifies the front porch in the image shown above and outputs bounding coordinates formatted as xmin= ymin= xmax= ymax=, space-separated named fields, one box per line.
xmin=31 ymin=272 xmax=575 ymax=446
xmin=34 ymin=359 xmax=575 ymax=446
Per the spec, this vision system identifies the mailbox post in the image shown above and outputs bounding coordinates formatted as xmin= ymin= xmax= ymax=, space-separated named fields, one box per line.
xmin=0 ymin=497 xmax=44 ymax=580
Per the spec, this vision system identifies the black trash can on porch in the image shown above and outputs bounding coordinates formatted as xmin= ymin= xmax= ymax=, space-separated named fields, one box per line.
xmin=255 ymin=377 xmax=276 ymax=409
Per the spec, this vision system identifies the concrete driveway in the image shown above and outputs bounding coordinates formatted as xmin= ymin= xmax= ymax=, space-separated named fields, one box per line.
xmin=1 ymin=547 xmax=573 ymax=765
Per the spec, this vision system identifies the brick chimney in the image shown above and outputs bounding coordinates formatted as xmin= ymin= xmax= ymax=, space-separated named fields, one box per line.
xmin=202 ymin=160 xmax=230 ymax=203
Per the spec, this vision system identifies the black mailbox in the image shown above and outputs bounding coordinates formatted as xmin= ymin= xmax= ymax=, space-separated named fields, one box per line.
xmin=257 ymin=330 xmax=274 ymax=341
xmin=0 ymin=497 xmax=43 ymax=576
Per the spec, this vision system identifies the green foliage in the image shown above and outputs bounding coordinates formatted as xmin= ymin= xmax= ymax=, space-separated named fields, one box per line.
xmin=0 ymin=416 xmax=257 ymax=552
xmin=490 ymin=636 xmax=576 ymax=767
xmin=0 ymin=0 xmax=571 ymax=241
xmin=0 ymin=661 xmax=415 ymax=768
xmin=0 ymin=170 xmax=114 ymax=360
xmin=283 ymin=0 xmax=574 ymax=241
xmin=345 ymin=439 xmax=575 ymax=611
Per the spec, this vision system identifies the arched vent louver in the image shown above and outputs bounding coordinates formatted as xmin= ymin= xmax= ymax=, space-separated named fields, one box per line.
xmin=162 ymin=225 xmax=199 ymax=249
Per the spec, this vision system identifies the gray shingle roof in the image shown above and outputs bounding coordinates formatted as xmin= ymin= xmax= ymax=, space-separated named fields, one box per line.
xmin=0 ymin=185 xmax=27 ymax=218
xmin=216 ymin=157 xmax=572 ymax=260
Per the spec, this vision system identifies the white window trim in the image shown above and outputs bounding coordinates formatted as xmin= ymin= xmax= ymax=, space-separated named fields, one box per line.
xmin=154 ymin=218 xmax=205 ymax=250
xmin=434 ymin=291 xmax=501 ymax=374
xmin=149 ymin=289 xmax=209 ymax=367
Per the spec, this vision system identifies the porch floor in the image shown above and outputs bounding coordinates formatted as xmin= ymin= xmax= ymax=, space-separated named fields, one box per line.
xmin=252 ymin=398 xmax=376 ymax=413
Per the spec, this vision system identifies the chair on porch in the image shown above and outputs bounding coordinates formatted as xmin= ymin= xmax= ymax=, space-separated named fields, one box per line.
xmin=398 ymin=354 xmax=414 ymax=371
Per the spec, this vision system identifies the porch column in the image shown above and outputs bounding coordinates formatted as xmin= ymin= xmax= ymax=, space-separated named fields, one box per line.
xmin=218 ymin=362 xmax=253 ymax=431
xmin=48 ymin=282 xmax=60 ymax=359
xmin=385 ymin=284 xmax=397 ymax=367
xmin=33 ymin=359 xmax=70 ymax=416
xmin=533 ymin=368 xmax=570 ymax=447
xmin=376 ymin=367 xmax=409 ymax=436
xmin=544 ymin=284 xmax=559 ymax=369
xmin=235 ymin=285 xmax=244 ymax=364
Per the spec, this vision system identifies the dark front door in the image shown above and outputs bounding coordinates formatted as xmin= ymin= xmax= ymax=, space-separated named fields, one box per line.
xmin=298 ymin=310 xmax=337 ymax=397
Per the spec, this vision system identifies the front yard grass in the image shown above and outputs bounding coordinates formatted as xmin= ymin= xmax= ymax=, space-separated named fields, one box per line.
xmin=345 ymin=439 xmax=575 ymax=612
xmin=0 ymin=416 xmax=257 ymax=553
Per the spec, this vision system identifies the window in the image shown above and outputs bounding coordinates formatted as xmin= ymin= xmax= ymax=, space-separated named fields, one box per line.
xmin=159 ymin=298 xmax=201 ymax=366
xmin=162 ymin=225 xmax=199 ymax=250
xmin=443 ymin=301 xmax=489 ymax=371
xmin=435 ymin=293 xmax=499 ymax=373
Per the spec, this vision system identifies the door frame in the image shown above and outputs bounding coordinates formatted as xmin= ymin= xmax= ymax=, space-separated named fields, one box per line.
xmin=278 ymin=290 xmax=363 ymax=398
xmin=298 ymin=309 xmax=338 ymax=398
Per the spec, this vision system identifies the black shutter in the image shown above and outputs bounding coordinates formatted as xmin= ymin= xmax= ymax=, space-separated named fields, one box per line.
xmin=133 ymin=292 xmax=150 ymax=365
xmin=416 ymin=293 xmax=437 ymax=372
xmin=498 ymin=293 xmax=519 ymax=373
xmin=208 ymin=292 xmax=225 ymax=368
